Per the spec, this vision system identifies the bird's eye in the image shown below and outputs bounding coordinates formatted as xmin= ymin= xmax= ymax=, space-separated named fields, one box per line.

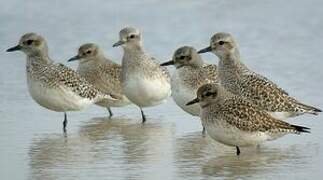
xmin=205 ymin=91 xmax=216 ymax=97
xmin=86 ymin=50 xmax=92 ymax=54
xmin=26 ymin=40 xmax=33 ymax=45
xmin=218 ymin=41 xmax=225 ymax=45
xmin=179 ymin=56 xmax=185 ymax=60
xmin=129 ymin=34 xmax=135 ymax=39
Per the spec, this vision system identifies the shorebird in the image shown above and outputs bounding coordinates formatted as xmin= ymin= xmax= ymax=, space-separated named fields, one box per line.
xmin=186 ymin=83 xmax=310 ymax=155
xmin=113 ymin=27 xmax=171 ymax=123
xmin=68 ymin=43 xmax=131 ymax=117
xmin=198 ymin=32 xmax=321 ymax=119
xmin=6 ymin=33 xmax=116 ymax=132
xmin=161 ymin=46 xmax=218 ymax=133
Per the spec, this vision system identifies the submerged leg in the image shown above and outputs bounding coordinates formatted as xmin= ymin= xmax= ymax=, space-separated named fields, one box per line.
xmin=202 ymin=126 xmax=206 ymax=137
xmin=140 ymin=108 xmax=146 ymax=123
xmin=236 ymin=146 xmax=241 ymax=156
xmin=107 ymin=107 xmax=113 ymax=118
xmin=63 ymin=112 xmax=67 ymax=133
xmin=256 ymin=144 xmax=261 ymax=149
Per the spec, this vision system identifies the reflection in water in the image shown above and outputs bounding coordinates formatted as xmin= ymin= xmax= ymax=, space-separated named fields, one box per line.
xmin=29 ymin=116 xmax=175 ymax=180
xmin=28 ymin=117 xmax=317 ymax=180
xmin=174 ymin=132 xmax=316 ymax=179
xmin=79 ymin=117 xmax=175 ymax=166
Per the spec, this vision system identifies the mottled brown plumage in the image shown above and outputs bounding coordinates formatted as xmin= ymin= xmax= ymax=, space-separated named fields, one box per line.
xmin=161 ymin=46 xmax=217 ymax=117
xmin=211 ymin=98 xmax=309 ymax=134
xmin=69 ymin=43 xmax=131 ymax=110
xmin=7 ymin=33 xmax=115 ymax=131
xmin=113 ymin=27 xmax=171 ymax=122
xmin=161 ymin=46 xmax=218 ymax=133
xmin=181 ymin=64 xmax=217 ymax=89
xmin=198 ymin=32 xmax=321 ymax=119
xmin=28 ymin=61 xmax=107 ymax=100
xmin=187 ymin=83 xmax=309 ymax=155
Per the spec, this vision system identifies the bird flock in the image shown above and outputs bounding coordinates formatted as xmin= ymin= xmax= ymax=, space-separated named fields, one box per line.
xmin=6 ymin=27 xmax=321 ymax=155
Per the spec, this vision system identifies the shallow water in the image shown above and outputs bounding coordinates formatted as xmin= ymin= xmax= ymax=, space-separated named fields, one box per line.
xmin=1 ymin=0 xmax=323 ymax=179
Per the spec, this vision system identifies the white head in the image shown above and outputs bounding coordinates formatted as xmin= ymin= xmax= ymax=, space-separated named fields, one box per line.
xmin=160 ymin=46 xmax=204 ymax=69
xmin=67 ymin=43 xmax=104 ymax=63
xmin=113 ymin=27 xmax=142 ymax=50
xmin=198 ymin=32 xmax=239 ymax=59
xmin=6 ymin=32 xmax=49 ymax=57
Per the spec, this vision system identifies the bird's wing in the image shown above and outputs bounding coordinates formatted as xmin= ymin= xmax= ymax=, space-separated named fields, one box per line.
xmin=54 ymin=63 xmax=108 ymax=100
xmin=239 ymin=73 xmax=296 ymax=111
xmin=242 ymin=73 xmax=289 ymax=95
xmin=151 ymin=56 xmax=171 ymax=79
xmin=94 ymin=63 xmax=123 ymax=96
xmin=217 ymin=98 xmax=307 ymax=134
xmin=202 ymin=64 xmax=218 ymax=83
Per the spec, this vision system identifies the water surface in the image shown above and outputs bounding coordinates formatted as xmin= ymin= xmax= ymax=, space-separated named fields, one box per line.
xmin=0 ymin=0 xmax=323 ymax=179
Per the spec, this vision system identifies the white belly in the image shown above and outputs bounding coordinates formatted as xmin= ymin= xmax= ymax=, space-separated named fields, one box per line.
xmin=123 ymin=76 xmax=171 ymax=107
xmin=28 ymin=78 xmax=94 ymax=112
xmin=171 ymin=74 xmax=200 ymax=116
xmin=203 ymin=115 xmax=274 ymax=147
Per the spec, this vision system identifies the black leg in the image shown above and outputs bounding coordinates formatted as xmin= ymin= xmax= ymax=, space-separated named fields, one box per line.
xmin=140 ymin=108 xmax=146 ymax=123
xmin=63 ymin=112 xmax=67 ymax=133
xmin=202 ymin=126 xmax=206 ymax=137
xmin=236 ymin=146 xmax=241 ymax=156
xmin=107 ymin=107 xmax=113 ymax=118
xmin=256 ymin=144 xmax=261 ymax=149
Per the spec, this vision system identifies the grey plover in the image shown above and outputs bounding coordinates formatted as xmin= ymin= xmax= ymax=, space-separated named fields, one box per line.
xmin=161 ymin=46 xmax=217 ymax=133
xmin=6 ymin=33 xmax=116 ymax=132
xmin=198 ymin=32 xmax=321 ymax=119
xmin=113 ymin=27 xmax=171 ymax=122
xmin=186 ymin=83 xmax=310 ymax=155
xmin=68 ymin=43 xmax=131 ymax=117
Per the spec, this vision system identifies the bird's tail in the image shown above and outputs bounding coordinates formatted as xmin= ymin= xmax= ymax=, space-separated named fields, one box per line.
xmin=297 ymin=102 xmax=322 ymax=115
xmin=291 ymin=124 xmax=311 ymax=134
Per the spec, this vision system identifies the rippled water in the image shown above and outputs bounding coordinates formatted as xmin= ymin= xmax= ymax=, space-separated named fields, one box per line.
xmin=1 ymin=0 xmax=323 ymax=179
xmin=26 ymin=117 xmax=319 ymax=180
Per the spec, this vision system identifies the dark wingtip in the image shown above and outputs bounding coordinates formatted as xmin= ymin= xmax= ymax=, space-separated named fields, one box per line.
xmin=297 ymin=102 xmax=322 ymax=115
xmin=292 ymin=125 xmax=311 ymax=133
xmin=311 ymin=107 xmax=322 ymax=115
xmin=314 ymin=107 xmax=322 ymax=113
xmin=110 ymin=93 xmax=122 ymax=100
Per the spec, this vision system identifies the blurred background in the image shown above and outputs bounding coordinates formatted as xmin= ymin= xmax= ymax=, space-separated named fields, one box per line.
xmin=0 ymin=0 xmax=322 ymax=179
